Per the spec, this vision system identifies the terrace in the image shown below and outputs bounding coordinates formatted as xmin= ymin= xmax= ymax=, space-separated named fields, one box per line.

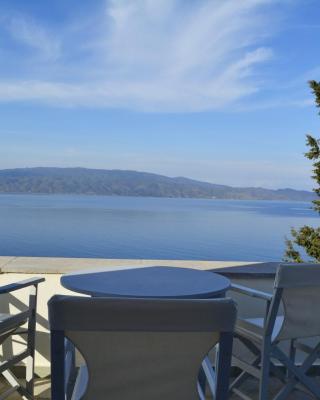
xmin=0 ymin=256 xmax=319 ymax=399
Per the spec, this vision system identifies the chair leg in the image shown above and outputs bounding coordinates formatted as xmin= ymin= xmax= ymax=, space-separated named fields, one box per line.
xmin=26 ymin=284 xmax=38 ymax=397
xmin=51 ymin=330 xmax=66 ymax=400
xmin=201 ymin=355 xmax=216 ymax=397
xmin=259 ymin=340 xmax=271 ymax=400
xmin=197 ymin=381 xmax=206 ymax=400
xmin=287 ymin=339 xmax=296 ymax=380
xmin=273 ymin=345 xmax=320 ymax=399
xmin=230 ymin=355 xmax=261 ymax=393
xmin=2 ymin=369 xmax=31 ymax=400
xmin=26 ymin=354 xmax=35 ymax=397
xmin=215 ymin=332 xmax=233 ymax=400
xmin=230 ymin=334 xmax=262 ymax=395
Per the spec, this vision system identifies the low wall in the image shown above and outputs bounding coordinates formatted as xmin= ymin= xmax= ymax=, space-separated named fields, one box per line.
xmin=0 ymin=256 xmax=297 ymax=376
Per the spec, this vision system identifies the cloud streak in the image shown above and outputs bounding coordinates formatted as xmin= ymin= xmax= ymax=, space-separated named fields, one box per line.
xmin=0 ymin=0 xmax=280 ymax=111
xmin=5 ymin=16 xmax=61 ymax=60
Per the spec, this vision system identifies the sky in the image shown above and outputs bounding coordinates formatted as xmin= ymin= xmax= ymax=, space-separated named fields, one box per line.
xmin=0 ymin=0 xmax=320 ymax=190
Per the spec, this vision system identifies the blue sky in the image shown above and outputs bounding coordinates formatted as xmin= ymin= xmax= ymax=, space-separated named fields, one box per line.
xmin=0 ymin=0 xmax=319 ymax=190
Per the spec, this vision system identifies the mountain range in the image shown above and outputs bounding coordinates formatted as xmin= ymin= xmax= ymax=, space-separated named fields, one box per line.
xmin=0 ymin=167 xmax=315 ymax=201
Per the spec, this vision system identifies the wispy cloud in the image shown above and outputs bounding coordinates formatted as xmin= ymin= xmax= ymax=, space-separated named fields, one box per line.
xmin=3 ymin=15 xmax=61 ymax=61
xmin=0 ymin=0 xmax=286 ymax=111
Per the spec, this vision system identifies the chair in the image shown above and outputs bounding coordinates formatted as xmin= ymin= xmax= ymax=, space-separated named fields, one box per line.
xmin=0 ymin=277 xmax=45 ymax=399
xmin=48 ymin=296 xmax=237 ymax=400
xmin=230 ymin=263 xmax=320 ymax=400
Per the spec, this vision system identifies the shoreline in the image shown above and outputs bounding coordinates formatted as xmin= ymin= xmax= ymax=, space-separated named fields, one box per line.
xmin=0 ymin=192 xmax=314 ymax=203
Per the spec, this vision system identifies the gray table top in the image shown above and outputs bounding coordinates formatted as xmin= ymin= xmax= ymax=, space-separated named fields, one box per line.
xmin=61 ymin=266 xmax=230 ymax=298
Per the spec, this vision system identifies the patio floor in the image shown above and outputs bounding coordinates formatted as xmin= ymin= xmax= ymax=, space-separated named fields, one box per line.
xmin=229 ymin=376 xmax=317 ymax=399
xmin=1 ymin=376 xmax=318 ymax=399
xmin=0 ymin=378 xmax=50 ymax=400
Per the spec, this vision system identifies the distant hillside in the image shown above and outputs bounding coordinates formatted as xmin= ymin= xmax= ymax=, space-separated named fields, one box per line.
xmin=0 ymin=167 xmax=315 ymax=201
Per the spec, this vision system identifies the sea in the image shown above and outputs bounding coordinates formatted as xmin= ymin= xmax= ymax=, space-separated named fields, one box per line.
xmin=0 ymin=194 xmax=318 ymax=262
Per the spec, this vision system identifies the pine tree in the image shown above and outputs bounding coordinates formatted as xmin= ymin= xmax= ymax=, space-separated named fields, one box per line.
xmin=284 ymin=80 xmax=320 ymax=262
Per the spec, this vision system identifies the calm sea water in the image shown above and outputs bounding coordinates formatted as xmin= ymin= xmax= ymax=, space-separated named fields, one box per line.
xmin=0 ymin=194 xmax=318 ymax=262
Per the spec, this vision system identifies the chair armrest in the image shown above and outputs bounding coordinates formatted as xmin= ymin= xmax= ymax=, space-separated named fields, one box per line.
xmin=0 ymin=277 xmax=45 ymax=294
xmin=230 ymin=283 xmax=273 ymax=302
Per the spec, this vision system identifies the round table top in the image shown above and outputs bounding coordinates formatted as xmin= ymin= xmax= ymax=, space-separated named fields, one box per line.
xmin=61 ymin=266 xmax=230 ymax=299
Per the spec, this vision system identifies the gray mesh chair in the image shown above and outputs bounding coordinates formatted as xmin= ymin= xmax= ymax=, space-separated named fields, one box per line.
xmin=0 ymin=277 xmax=44 ymax=399
xmin=48 ymin=296 xmax=237 ymax=400
xmin=230 ymin=263 xmax=320 ymax=400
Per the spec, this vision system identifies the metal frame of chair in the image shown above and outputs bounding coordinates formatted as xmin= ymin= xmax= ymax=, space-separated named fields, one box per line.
xmin=0 ymin=277 xmax=44 ymax=400
xmin=229 ymin=263 xmax=320 ymax=400
xmin=49 ymin=295 xmax=237 ymax=400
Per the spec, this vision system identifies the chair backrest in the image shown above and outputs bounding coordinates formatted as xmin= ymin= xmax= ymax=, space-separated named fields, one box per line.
xmin=273 ymin=263 xmax=320 ymax=340
xmin=49 ymin=296 xmax=236 ymax=400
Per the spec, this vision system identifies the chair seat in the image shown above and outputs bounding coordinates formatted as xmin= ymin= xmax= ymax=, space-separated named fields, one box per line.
xmin=236 ymin=316 xmax=284 ymax=343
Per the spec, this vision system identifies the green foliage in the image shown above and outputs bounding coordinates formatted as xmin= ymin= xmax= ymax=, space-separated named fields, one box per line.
xmin=310 ymin=80 xmax=320 ymax=110
xmin=285 ymin=81 xmax=320 ymax=262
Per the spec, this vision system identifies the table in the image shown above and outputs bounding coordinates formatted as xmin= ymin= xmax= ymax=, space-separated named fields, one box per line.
xmin=61 ymin=266 xmax=230 ymax=298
